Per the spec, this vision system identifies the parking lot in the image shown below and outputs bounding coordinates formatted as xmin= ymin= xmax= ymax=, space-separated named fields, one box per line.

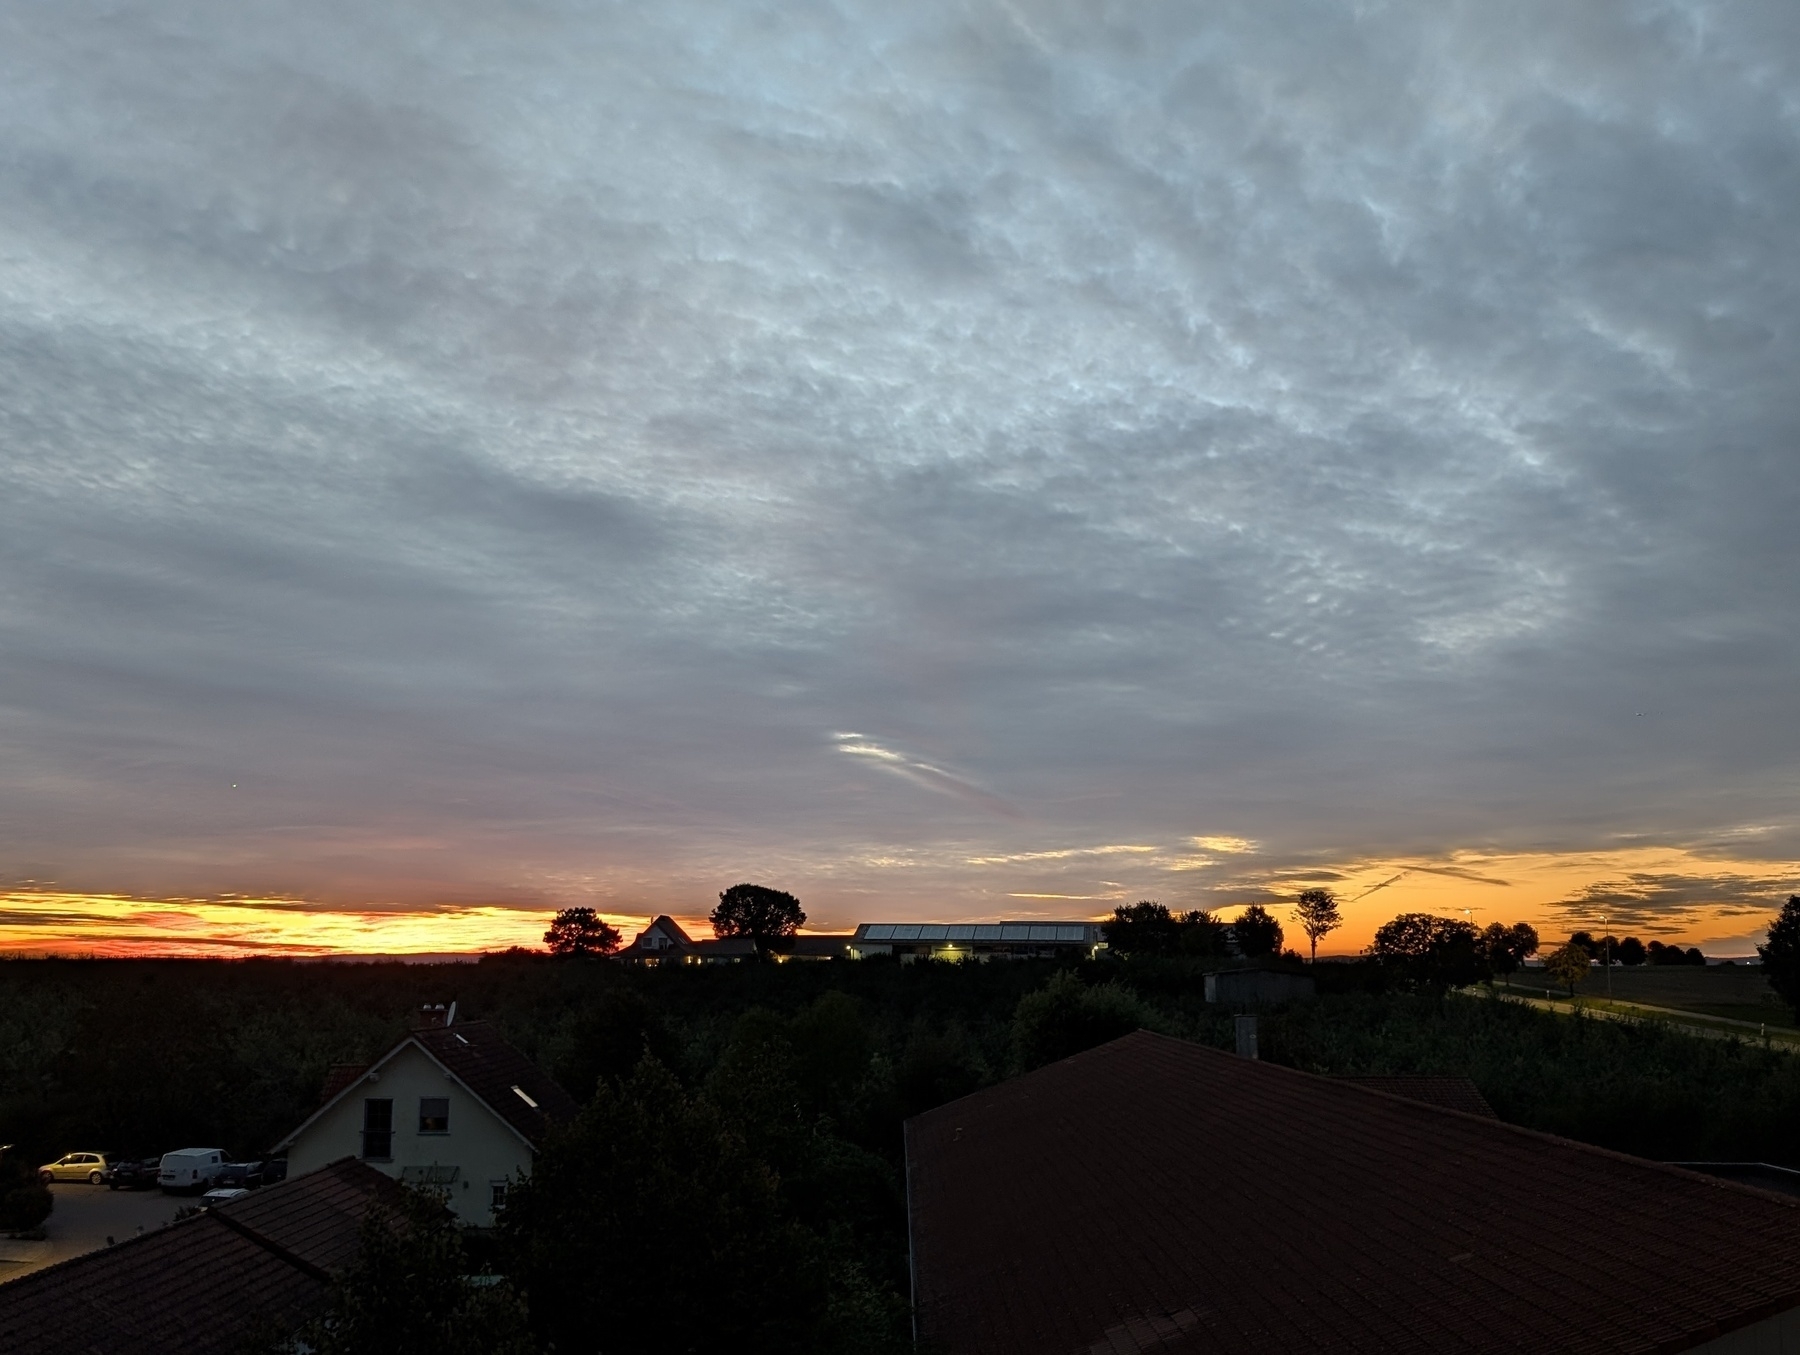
xmin=0 ymin=1182 xmax=186 ymax=1284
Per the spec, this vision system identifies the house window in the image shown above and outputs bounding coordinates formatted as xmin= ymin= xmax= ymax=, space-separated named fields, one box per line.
xmin=361 ymin=1098 xmax=394 ymax=1160
xmin=419 ymin=1097 xmax=450 ymax=1134
xmin=490 ymin=1181 xmax=509 ymax=1212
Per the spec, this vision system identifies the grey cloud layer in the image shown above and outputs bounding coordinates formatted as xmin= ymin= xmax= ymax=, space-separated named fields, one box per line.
xmin=2 ymin=0 xmax=1798 ymax=916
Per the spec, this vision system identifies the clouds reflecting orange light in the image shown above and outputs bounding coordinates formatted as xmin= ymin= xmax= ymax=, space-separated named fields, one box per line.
xmin=0 ymin=892 xmax=637 ymax=959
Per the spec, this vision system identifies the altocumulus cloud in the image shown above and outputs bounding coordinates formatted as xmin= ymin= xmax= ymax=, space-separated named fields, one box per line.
xmin=0 ymin=0 xmax=1798 ymax=942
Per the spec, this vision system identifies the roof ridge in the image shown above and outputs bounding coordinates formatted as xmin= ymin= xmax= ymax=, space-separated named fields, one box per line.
xmin=207 ymin=1202 xmax=335 ymax=1284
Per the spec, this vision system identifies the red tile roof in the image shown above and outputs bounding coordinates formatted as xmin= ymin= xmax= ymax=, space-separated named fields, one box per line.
xmin=906 ymin=1031 xmax=1800 ymax=1355
xmin=1333 ymin=1074 xmax=1497 ymax=1118
xmin=320 ymin=1061 xmax=369 ymax=1103
xmin=0 ymin=1158 xmax=402 ymax=1355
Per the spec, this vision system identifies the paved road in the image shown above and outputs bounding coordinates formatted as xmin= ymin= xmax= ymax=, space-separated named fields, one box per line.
xmin=0 ymin=1183 xmax=186 ymax=1284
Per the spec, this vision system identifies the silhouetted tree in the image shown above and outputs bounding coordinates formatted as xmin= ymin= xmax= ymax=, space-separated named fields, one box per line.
xmin=1104 ymin=901 xmax=1181 ymax=955
xmin=1370 ymin=914 xmax=1488 ymax=991
xmin=503 ymin=1057 xmax=898 ymax=1354
xmin=0 ymin=1150 xmax=51 ymax=1231
xmin=1294 ymin=888 xmax=1342 ymax=962
xmin=1176 ymin=910 xmax=1234 ymax=959
xmin=289 ymin=1184 xmax=532 ymax=1355
xmin=1616 ymin=936 xmax=1647 ymax=966
xmin=1647 ymin=940 xmax=1706 ymax=967
xmin=553 ymin=988 xmax=679 ymax=1101
xmin=1757 ymin=897 xmax=1800 ymax=1019
xmin=1544 ymin=942 xmax=1591 ymax=996
xmin=1479 ymin=922 xmax=1539 ymax=977
xmin=543 ymin=908 xmax=621 ymax=958
xmin=711 ymin=883 xmax=806 ymax=954
xmin=1233 ymin=905 xmax=1284 ymax=959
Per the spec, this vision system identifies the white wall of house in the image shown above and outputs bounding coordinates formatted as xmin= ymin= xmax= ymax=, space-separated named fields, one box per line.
xmin=285 ymin=1042 xmax=532 ymax=1226
xmin=1684 ymin=1308 xmax=1800 ymax=1354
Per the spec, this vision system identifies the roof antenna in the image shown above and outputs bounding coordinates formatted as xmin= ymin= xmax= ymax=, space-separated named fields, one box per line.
xmin=445 ymin=1001 xmax=456 ymax=1028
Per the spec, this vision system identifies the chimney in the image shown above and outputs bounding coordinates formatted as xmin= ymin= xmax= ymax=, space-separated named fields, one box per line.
xmin=411 ymin=1003 xmax=449 ymax=1030
xmin=1234 ymin=1014 xmax=1259 ymax=1060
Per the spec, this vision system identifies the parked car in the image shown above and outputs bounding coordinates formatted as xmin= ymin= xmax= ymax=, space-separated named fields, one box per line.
xmin=105 ymin=1157 xmax=163 ymax=1191
xmin=262 ymin=1158 xmax=288 ymax=1185
xmin=199 ymin=1187 xmax=250 ymax=1208
xmin=158 ymin=1148 xmax=227 ymax=1193
xmin=37 ymin=1152 xmax=112 ymax=1184
xmin=215 ymin=1161 xmax=265 ymax=1190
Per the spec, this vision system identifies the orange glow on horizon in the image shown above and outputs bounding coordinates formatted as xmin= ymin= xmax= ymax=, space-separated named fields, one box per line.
xmin=0 ymin=892 xmax=640 ymax=959
xmin=0 ymin=843 xmax=1792 ymax=960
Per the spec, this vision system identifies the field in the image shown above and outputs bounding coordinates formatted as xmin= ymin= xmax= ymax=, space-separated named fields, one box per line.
xmin=1500 ymin=963 xmax=1793 ymax=1028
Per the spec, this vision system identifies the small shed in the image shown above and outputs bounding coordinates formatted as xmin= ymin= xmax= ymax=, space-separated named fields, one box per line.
xmin=1204 ymin=967 xmax=1316 ymax=1007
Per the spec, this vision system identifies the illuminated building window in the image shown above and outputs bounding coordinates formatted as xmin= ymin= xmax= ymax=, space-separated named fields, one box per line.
xmin=419 ymin=1096 xmax=450 ymax=1134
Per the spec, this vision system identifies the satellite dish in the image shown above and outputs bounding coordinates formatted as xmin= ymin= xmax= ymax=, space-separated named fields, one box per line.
xmin=446 ymin=1001 xmax=457 ymax=1028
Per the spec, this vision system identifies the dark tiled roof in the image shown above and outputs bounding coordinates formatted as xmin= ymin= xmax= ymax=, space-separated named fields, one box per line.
xmin=413 ymin=1020 xmax=581 ymax=1147
xmin=0 ymin=1159 xmax=399 ymax=1355
xmin=219 ymin=1154 xmax=405 ymax=1273
xmin=1334 ymin=1074 xmax=1498 ymax=1118
xmin=906 ymin=1031 xmax=1800 ymax=1355
xmin=320 ymin=1061 xmax=369 ymax=1103
xmin=689 ymin=935 xmax=759 ymax=958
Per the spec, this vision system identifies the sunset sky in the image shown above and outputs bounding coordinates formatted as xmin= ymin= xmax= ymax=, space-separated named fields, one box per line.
xmin=2 ymin=1 xmax=1798 ymax=958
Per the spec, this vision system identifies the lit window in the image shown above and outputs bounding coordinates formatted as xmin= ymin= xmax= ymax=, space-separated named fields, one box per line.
xmin=511 ymin=1084 xmax=539 ymax=1109
xmin=419 ymin=1097 xmax=450 ymax=1134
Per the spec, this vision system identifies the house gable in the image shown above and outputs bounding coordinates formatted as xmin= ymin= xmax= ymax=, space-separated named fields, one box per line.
xmin=278 ymin=1021 xmax=575 ymax=1226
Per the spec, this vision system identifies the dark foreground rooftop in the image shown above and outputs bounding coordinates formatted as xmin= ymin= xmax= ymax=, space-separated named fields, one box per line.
xmin=0 ymin=1158 xmax=400 ymax=1355
xmin=906 ymin=1030 xmax=1800 ymax=1355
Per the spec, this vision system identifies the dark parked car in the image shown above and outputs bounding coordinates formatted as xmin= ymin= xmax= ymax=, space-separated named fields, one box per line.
xmin=105 ymin=1157 xmax=163 ymax=1191
xmin=215 ymin=1161 xmax=264 ymax=1189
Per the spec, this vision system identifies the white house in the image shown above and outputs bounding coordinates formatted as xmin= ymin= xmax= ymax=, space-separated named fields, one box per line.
xmin=274 ymin=1009 xmax=579 ymax=1226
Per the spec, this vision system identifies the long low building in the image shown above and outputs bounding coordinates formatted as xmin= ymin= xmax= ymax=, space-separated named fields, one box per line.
xmin=850 ymin=920 xmax=1106 ymax=961
xmin=907 ymin=1030 xmax=1800 ymax=1354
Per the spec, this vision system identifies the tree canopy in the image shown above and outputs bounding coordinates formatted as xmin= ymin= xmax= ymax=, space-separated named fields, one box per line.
xmin=711 ymin=883 xmax=807 ymax=952
xmin=1293 ymin=888 xmax=1342 ymax=962
xmin=1102 ymin=901 xmax=1229 ymax=958
xmin=1369 ymin=914 xmax=1487 ymax=991
xmin=1543 ymin=942 xmax=1591 ymax=995
xmin=1233 ymin=904 xmax=1284 ymax=959
xmin=1479 ymin=921 xmax=1539 ymax=976
xmin=543 ymin=908 xmax=621 ymax=958
xmin=1758 ymin=896 xmax=1800 ymax=1019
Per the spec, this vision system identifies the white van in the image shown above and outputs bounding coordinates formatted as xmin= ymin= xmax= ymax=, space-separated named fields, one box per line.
xmin=158 ymin=1148 xmax=226 ymax=1193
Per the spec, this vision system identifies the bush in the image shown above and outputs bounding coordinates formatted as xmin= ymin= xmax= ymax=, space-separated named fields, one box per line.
xmin=1011 ymin=972 xmax=1155 ymax=1071
xmin=0 ymin=1152 xmax=51 ymax=1232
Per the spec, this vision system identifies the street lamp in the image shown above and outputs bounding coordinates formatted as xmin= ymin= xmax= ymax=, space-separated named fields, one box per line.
xmin=1601 ymin=915 xmax=1612 ymax=1002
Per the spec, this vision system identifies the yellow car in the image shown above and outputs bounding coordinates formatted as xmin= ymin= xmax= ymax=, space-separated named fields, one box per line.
xmin=38 ymin=1152 xmax=112 ymax=1184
